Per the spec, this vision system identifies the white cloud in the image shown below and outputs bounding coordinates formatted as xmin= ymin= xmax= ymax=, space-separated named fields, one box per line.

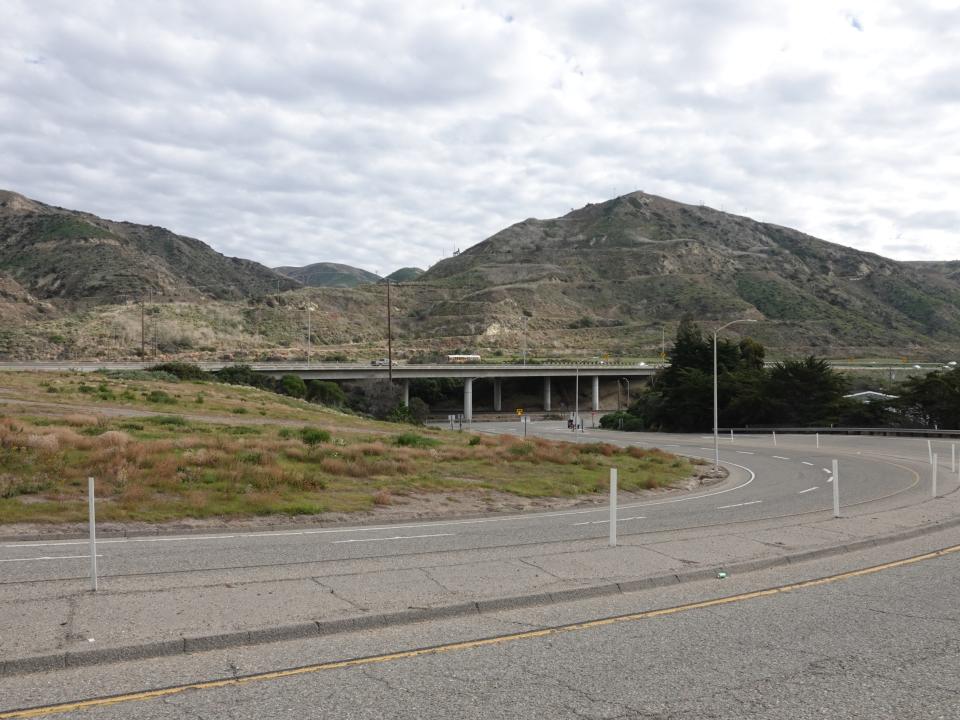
xmin=0 ymin=0 xmax=957 ymax=272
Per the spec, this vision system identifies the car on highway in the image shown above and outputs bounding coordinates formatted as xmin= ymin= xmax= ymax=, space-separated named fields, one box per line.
xmin=370 ymin=358 xmax=390 ymax=366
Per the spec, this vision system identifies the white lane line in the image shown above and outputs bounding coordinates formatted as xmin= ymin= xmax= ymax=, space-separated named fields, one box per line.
xmin=822 ymin=468 xmax=832 ymax=473
xmin=573 ymin=516 xmax=645 ymax=526
xmin=5 ymin=536 xmax=237 ymax=549
xmin=716 ymin=500 xmax=763 ymax=510
xmin=827 ymin=477 xmax=834 ymax=483
xmin=5 ymin=464 xmax=759 ymax=550
xmin=131 ymin=535 xmax=237 ymax=543
xmin=699 ymin=447 xmax=713 ymax=451
xmin=331 ymin=533 xmax=454 ymax=545
xmin=736 ymin=451 xmax=754 ymax=455
xmin=0 ymin=554 xmax=102 ymax=563
xmin=802 ymin=461 xmax=814 ymax=466
xmin=798 ymin=487 xmax=819 ymax=494
xmin=772 ymin=456 xmax=791 ymax=460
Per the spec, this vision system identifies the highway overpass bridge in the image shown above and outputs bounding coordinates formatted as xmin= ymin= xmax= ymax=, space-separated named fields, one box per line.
xmin=0 ymin=361 xmax=658 ymax=422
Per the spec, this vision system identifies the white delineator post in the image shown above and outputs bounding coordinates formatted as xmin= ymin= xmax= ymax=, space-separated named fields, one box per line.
xmin=932 ymin=454 xmax=938 ymax=498
xmin=816 ymin=432 xmax=820 ymax=449
xmin=928 ymin=439 xmax=933 ymax=465
xmin=832 ymin=460 xmax=840 ymax=518
xmin=773 ymin=431 xmax=777 ymax=447
xmin=609 ymin=468 xmax=618 ymax=547
xmin=730 ymin=429 xmax=734 ymax=443
xmin=88 ymin=476 xmax=98 ymax=592
xmin=952 ymin=443 xmax=956 ymax=473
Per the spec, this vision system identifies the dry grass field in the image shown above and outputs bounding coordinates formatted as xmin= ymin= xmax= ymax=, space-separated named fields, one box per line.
xmin=0 ymin=372 xmax=698 ymax=525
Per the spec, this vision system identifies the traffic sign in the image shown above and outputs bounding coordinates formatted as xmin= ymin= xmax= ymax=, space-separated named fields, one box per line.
xmin=516 ymin=408 xmax=524 ymax=416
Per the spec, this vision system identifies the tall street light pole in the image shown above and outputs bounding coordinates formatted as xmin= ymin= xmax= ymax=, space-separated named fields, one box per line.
xmin=386 ymin=279 xmax=393 ymax=383
xmin=573 ymin=365 xmax=579 ymax=432
xmin=713 ymin=319 xmax=756 ymax=470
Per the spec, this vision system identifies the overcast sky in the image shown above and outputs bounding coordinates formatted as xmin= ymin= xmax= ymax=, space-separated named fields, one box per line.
xmin=2 ymin=1 xmax=957 ymax=273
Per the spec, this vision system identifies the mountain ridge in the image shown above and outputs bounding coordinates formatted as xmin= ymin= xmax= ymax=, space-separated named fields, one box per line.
xmin=274 ymin=262 xmax=381 ymax=288
xmin=0 ymin=189 xmax=957 ymax=361
xmin=0 ymin=190 xmax=293 ymax=303
xmin=418 ymin=191 xmax=960 ymax=353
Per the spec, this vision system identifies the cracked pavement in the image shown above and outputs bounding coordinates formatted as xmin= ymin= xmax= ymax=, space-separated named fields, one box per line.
xmin=10 ymin=535 xmax=956 ymax=719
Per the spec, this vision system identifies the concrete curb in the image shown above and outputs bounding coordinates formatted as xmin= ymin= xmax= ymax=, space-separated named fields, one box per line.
xmin=4 ymin=512 xmax=960 ymax=678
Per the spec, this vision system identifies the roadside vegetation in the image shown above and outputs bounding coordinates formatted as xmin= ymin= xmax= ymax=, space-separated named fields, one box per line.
xmin=0 ymin=372 xmax=697 ymax=524
xmin=0 ymin=368 xmax=420 ymax=430
xmin=602 ymin=319 xmax=960 ymax=432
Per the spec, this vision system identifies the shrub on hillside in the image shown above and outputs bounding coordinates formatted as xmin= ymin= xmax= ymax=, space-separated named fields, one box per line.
xmin=306 ymin=380 xmax=347 ymax=407
xmin=393 ymin=432 xmax=440 ymax=448
xmin=147 ymin=362 xmax=207 ymax=381
xmin=214 ymin=364 xmax=275 ymax=390
xmin=387 ymin=397 xmax=429 ymax=425
xmin=299 ymin=427 xmax=331 ymax=446
xmin=279 ymin=374 xmax=307 ymax=399
xmin=145 ymin=390 xmax=176 ymax=404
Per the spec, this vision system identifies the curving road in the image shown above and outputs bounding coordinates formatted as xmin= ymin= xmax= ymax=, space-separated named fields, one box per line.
xmin=2 ymin=427 xmax=959 ymax=718
xmin=1 ymin=426 xmax=951 ymax=584
xmin=3 ymin=521 xmax=960 ymax=718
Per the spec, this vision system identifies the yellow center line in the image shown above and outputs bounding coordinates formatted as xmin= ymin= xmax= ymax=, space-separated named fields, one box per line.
xmin=4 ymin=541 xmax=960 ymax=719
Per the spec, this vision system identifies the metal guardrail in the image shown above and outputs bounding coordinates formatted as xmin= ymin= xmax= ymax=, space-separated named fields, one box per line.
xmin=724 ymin=426 xmax=960 ymax=439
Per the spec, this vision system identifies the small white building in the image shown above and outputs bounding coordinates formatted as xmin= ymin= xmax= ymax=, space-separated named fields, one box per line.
xmin=844 ymin=390 xmax=898 ymax=403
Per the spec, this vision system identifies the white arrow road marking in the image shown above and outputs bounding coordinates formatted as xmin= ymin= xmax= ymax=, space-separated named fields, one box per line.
xmin=716 ymin=500 xmax=763 ymax=510
xmin=573 ymin=516 xmax=646 ymax=526
xmin=332 ymin=533 xmax=454 ymax=544
xmin=798 ymin=487 xmax=819 ymax=494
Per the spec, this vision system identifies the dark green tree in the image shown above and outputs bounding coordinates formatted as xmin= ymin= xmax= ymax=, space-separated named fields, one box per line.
xmin=896 ymin=367 xmax=960 ymax=429
xmin=635 ymin=319 xmax=766 ymax=431
xmin=764 ymin=357 xmax=849 ymax=426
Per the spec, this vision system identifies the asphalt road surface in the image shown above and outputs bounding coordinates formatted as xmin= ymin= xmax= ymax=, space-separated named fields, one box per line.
xmin=1 ymin=428 xmax=950 ymax=585
xmin=3 ymin=529 xmax=959 ymax=719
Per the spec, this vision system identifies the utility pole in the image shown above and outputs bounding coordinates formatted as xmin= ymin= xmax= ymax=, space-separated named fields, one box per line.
xmin=386 ymin=279 xmax=393 ymax=382
xmin=152 ymin=291 xmax=158 ymax=358
xmin=306 ymin=303 xmax=311 ymax=364
xmin=521 ymin=315 xmax=528 ymax=365
xmin=140 ymin=296 xmax=146 ymax=357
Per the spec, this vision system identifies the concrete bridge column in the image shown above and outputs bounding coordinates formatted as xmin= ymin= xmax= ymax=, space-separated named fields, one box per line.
xmin=543 ymin=377 xmax=552 ymax=412
xmin=464 ymin=378 xmax=473 ymax=423
xmin=402 ymin=379 xmax=409 ymax=407
xmin=592 ymin=375 xmax=600 ymax=412
xmin=493 ymin=379 xmax=502 ymax=412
